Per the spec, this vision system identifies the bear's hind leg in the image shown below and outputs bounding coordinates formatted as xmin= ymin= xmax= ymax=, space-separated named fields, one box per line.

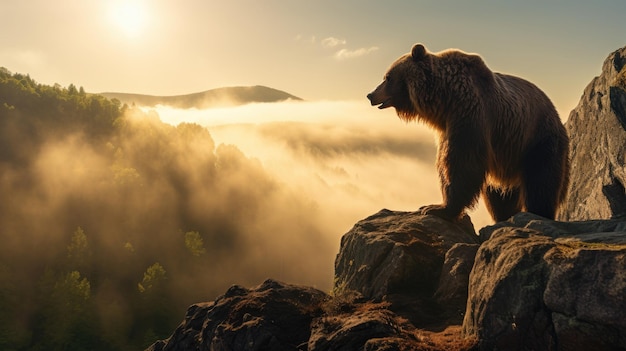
xmin=522 ymin=136 xmax=568 ymax=220
xmin=483 ymin=185 xmax=522 ymax=222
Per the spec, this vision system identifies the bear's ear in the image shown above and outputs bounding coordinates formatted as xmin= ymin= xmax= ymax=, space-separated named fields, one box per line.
xmin=411 ymin=44 xmax=427 ymax=61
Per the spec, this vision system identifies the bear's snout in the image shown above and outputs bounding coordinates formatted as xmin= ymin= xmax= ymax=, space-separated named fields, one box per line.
xmin=366 ymin=92 xmax=377 ymax=105
xmin=367 ymin=89 xmax=392 ymax=109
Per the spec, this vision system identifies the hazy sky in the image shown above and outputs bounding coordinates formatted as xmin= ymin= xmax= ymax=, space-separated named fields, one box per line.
xmin=1 ymin=0 xmax=625 ymax=117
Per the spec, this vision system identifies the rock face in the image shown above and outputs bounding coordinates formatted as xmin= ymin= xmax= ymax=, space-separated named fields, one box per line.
xmin=333 ymin=209 xmax=478 ymax=326
xmin=464 ymin=213 xmax=626 ymax=350
xmin=147 ymin=210 xmax=481 ymax=351
xmin=147 ymin=279 xmax=328 ymax=351
xmin=558 ymin=45 xmax=626 ymax=221
xmin=149 ymin=211 xmax=626 ymax=351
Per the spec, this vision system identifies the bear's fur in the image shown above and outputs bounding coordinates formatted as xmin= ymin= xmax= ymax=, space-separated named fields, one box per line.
xmin=367 ymin=44 xmax=569 ymax=222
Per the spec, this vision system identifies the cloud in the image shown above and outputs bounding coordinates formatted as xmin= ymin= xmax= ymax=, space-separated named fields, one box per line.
xmin=321 ymin=37 xmax=346 ymax=48
xmin=295 ymin=34 xmax=378 ymax=60
xmin=334 ymin=46 xmax=379 ymax=60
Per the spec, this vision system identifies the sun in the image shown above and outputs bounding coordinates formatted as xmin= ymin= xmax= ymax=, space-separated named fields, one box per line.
xmin=109 ymin=0 xmax=149 ymax=38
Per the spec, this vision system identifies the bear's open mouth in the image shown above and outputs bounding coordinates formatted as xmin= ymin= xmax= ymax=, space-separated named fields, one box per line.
xmin=377 ymin=99 xmax=392 ymax=109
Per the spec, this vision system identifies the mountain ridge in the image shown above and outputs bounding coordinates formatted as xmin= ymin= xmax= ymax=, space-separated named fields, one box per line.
xmin=101 ymin=85 xmax=302 ymax=109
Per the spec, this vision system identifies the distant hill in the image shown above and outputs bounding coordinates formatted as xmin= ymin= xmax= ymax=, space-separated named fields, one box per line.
xmin=101 ymin=85 xmax=302 ymax=109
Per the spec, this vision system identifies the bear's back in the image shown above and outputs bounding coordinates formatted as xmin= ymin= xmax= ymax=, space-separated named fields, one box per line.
xmin=491 ymin=73 xmax=559 ymax=136
xmin=483 ymin=73 xmax=561 ymax=179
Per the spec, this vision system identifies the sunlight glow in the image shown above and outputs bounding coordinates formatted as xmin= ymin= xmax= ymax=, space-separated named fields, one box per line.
xmin=109 ymin=0 xmax=149 ymax=38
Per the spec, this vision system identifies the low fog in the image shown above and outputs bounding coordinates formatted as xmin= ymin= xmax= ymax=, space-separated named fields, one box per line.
xmin=154 ymin=100 xmax=492 ymax=240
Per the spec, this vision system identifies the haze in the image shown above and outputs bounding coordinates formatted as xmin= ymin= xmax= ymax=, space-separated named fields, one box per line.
xmin=151 ymin=100 xmax=492 ymax=231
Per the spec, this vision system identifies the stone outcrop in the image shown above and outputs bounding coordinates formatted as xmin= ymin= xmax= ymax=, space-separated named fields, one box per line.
xmin=147 ymin=279 xmax=328 ymax=351
xmin=465 ymin=212 xmax=626 ymax=350
xmin=147 ymin=211 xmax=480 ymax=351
xmin=333 ymin=209 xmax=478 ymax=326
xmin=558 ymin=46 xmax=626 ymax=221
xmin=149 ymin=211 xmax=626 ymax=351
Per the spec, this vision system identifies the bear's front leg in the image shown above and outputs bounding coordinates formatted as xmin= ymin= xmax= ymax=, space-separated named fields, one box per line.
xmin=423 ymin=129 xmax=486 ymax=221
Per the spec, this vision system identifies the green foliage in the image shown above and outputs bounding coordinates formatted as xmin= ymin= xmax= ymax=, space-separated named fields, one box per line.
xmin=111 ymin=164 xmax=142 ymax=187
xmin=135 ymin=262 xmax=176 ymax=348
xmin=184 ymin=231 xmax=206 ymax=256
xmin=0 ymin=67 xmax=123 ymax=168
xmin=33 ymin=270 xmax=97 ymax=350
xmin=67 ymin=227 xmax=91 ymax=271
xmin=138 ymin=262 xmax=167 ymax=293
xmin=58 ymin=271 xmax=92 ymax=307
xmin=124 ymin=241 xmax=136 ymax=253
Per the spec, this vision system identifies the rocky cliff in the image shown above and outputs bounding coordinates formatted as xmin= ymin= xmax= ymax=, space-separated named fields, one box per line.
xmin=466 ymin=213 xmax=626 ymax=350
xmin=558 ymin=46 xmax=626 ymax=220
xmin=147 ymin=46 xmax=626 ymax=351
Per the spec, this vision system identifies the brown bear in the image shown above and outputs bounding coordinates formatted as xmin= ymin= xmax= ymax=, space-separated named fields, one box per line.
xmin=367 ymin=43 xmax=569 ymax=222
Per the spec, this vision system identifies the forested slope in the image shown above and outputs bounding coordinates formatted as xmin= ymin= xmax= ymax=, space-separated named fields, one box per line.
xmin=0 ymin=68 xmax=328 ymax=350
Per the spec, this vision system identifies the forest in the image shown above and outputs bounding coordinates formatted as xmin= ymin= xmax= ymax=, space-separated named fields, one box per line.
xmin=0 ymin=68 xmax=333 ymax=350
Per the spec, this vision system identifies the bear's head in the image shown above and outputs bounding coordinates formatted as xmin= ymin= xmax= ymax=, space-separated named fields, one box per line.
xmin=367 ymin=43 xmax=433 ymax=122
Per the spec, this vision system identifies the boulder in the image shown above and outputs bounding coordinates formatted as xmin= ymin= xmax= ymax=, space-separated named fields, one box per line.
xmin=146 ymin=279 xmax=328 ymax=351
xmin=464 ymin=212 xmax=626 ymax=350
xmin=333 ymin=209 xmax=479 ymax=326
xmin=558 ymin=45 xmax=626 ymax=221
